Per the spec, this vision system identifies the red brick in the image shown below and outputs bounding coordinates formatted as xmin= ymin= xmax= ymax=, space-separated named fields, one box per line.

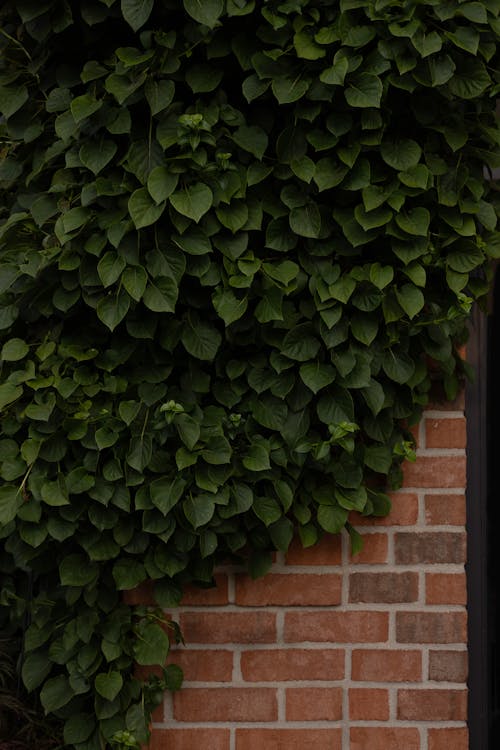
xmin=123 ymin=580 xmax=154 ymax=606
xmin=425 ymin=493 xmax=466 ymax=525
xmin=181 ymin=575 xmax=229 ymax=605
xmin=350 ymin=492 xmax=418 ymax=526
xmin=425 ymin=417 xmax=466 ymax=449
xmin=396 ymin=611 xmax=467 ymax=643
xmin=349 ymin=532 xmax=388 ymax=563
xmin=179 ymin=612 xmax=276 ymax=644
xmin=426 ymin=573 xmax=467 ymax=605
xmin=429 ymin=650 xmax=468 ymax=682
xmin=350 ymin=728 xmax=420 ymax=750
xmin=124 ymin=577 xmax=229 ymax=607
xmin=151 ymin=700 xmax=164 ymax=723
xmin=397 ymin=688 xmax=467 ymax=720
xmin=285 ymin=611 xmax=388 ymax=643
xmin=241 ymin=648 xmax=345 ymax=682
xmin=286 ymin=687 xmax=343 ymax=720
xmin=236 ymin=729 xmax=342 ymax=750
xmin=149 ymin=729 xmax=230 ymax=750
xmin=428 ymin=727 xmax=469 ymax=750
xmin=426 ymin=391 xmax=465 ymax=411
xmin=286 ymin=534 xmax=342 ymax=565
xmin=402 ymin=456 xmax=466 ymax=488
xmin=395 ymin=532 xmax=466 ymax=564
xmin=173 ymin=688 xmax=277 ymax=722
xmin=235 ymin=573 xmax=342 ymax=606
xmin=349 ymin=572 xmax=418 ymax=603
xmin=167 ymin=649 xmax=233 ymax=682
xmin=349 ymin=688 xmax=389 ymax=720
xmin=351 ymin=649 xmax=421 ymax=682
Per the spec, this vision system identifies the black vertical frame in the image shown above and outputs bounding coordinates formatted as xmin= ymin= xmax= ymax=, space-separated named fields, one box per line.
xmin=466 ymin=302 xmax=490 ymax=749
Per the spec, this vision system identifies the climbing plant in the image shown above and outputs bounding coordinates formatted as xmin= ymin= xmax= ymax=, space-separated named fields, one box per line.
xmin=0 ymin=0 xmax=499 ymax=747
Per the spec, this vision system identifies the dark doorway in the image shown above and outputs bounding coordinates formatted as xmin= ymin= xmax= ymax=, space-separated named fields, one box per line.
xmin=467 ymin=279 xmax=500 ymax=749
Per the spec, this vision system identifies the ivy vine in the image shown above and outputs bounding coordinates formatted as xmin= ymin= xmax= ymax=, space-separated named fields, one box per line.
xmin=0 ymin=0 xmax=499 ymax=747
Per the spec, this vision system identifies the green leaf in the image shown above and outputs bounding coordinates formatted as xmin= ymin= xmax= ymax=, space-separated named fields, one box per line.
xmin=336 ymin=486 xmax=367 ymax=512
xmin=317 ymin=505 xmax=348 ymax=533
xmin=145 ymin=80 xmax=175 ymax=115
xmin=299 ymin=362 xmax=335 ymax=393
xmin=253 ymin=398 xmax=287 ymax=430
xmin=181 ymin=313 xmax=222 ymax=360
xmin=129 ymin=188 xmax=166 ymax=229
xmin=272 ymin=77 xmax=310 ymax=104
xmin=232 ymin=125 xmax=268 ymax=160
xmin=369 ymin=263 xmax=394 ymax=290
xmin=97 ymin=251 xmax=126 ymax=288
xmin=60 ymin=554 xmax=98 ymax=586
xmin=63 ymin=715 xmax=95 ymax=745
xmin=173 ymin=227 xmax=212 ymax=256
xmin=383 ymin=350 xmax=415 ymax=384
xmin=2 ymin=338 xmax=29 ymax=361
xmin=269 ymin=517 xmax=294 ymax=552
xmin=97 ymin=290 xmax=131 ymax=331
xmin=183 ymin=0 xmax=224 ymax=27
xmin=80 ymin=139 xmax=117 ymax=175
xmin=112 ymin=558 xmax=147 ymax=589
xmin=151 ymin=476 xmax=186 ymax=515
xmin=122 ymin=266 xmax=148 ymax=301
xmin=289 ymin=203 xmax=321 ymax=238
xmin=22 ymin=652 xmax=51 ymax=692
xmin=170 ymin=183 xmax=213 ymax=223
xmin=213 ymin=288 xmax=248 ymax=325
xmin=253 ymin=496 xmax=282 ymax=526
xmin=186 ymin=64 xmax=223 ymax=93
xmin=164 ymin=664 xmax=184 ymax=692
xmin=183 ymin=495 xmax=215 ymax=528
xmin=127 ymin=435 xmax=152 ymax=472
xmin=345 ymin=74 xmax=383 ymax=108
xmin=71 ymin=94 xmax=102 ymax=123
xmin=329 ymin=276 xmax=356 ymax=304
xmin=396 ymin=283 xmax=425 ymax=319
xmin=66 ymin=468 xmax=94 ymax=494
xmin=364 ymin=445 xmax=392 ymax=474
xmin=361 ymin=379 xmax=385 ymax=416
xmin=320 ymin=55 xmax=349 ymax=86
xmin=347 ymin=523 xmax=363 ymax=556
xmin=381 ymin=139 xmax=422 ymax=170
xmin=395 ymin=208 xmax=430 ymax=236
xmin=176 ymin=414 xmax=200 ymax=450
xmin=119 ymin=400 xmax=141 ymax=425
xmin=41 ymin=480 xmax=69 ymax=507
xmin=0 ymin=85 xmax=28 ymax=119
xmin=351 ymin=313 xmax=378 ymax=345
xmin=0 ymin=485 xmax=22 ymax=525
xmin=248 ymin=550 xmax=272 ymax=579
xmin=314 ymin=158 xmax=348 ymax=192
xmin=216 ymin=201 xmax=249 ymax=233
xmin=134 ymin=622 xmax=170 ymax=665
xmin=243 ymin=444 xmax=271 ymax=472
xmin=95 ymin=671 xmax=123 ymax=701
xmin=447 ymin=58 xmax=490 ymax=99
xmin=40 ymin=676 xmax=73 ymax=713
xmin=121 ymin=0 xmax=154 ymax=31
xmin=294 ymin=31 xmax=326 ymax=60
xmin=147 ymin=167 xmax=179 ymax=204
xmin=143 ymin=277 xmax=178 ymax=312
xmin=282 ymin=324 xmax=321 ymax=362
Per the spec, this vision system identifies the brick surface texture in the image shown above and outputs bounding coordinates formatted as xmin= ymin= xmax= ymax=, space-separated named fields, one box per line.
xmin=143 ymin=406 xmax=468 ymax=749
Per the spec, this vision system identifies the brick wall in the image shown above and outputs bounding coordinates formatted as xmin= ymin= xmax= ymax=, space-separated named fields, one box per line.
xmin=139 ymin=399 xmax=468 ymax=750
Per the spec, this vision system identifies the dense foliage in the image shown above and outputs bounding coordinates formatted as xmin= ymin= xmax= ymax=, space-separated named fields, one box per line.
xmin=1 ymin=0 xmax=499 ymax=747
